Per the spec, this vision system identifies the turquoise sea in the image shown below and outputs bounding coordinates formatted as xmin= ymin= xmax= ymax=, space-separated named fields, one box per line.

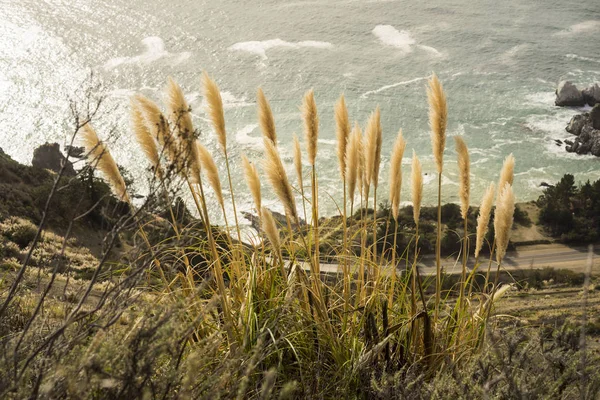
xmin=1 ymin=0 xmax=599 ymax=222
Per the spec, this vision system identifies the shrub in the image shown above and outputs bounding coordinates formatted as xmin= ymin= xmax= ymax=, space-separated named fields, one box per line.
xmin=0 ymin=217 xmax=38 ymax=248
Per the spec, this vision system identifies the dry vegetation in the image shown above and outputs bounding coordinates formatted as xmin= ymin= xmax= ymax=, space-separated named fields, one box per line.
xmin=0 ymin=73 xmax=598 ymax=399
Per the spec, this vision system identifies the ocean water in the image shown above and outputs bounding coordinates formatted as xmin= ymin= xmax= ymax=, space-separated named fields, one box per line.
xmin=1 ymin=0 xmax=599 ymax=222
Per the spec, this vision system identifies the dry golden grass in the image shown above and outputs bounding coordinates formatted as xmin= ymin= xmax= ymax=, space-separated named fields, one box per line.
xmin=411 ymin=150 xmax=423 ymax=226
xmin=454 ymin=136 xmax=470 ymax=220
xmin=389 ymin=129 xmax=406 ymax=221
xmin=202 ymin=72 xmax=227 ymax=152
xmin=475 ymin=182 xmax=495 ymax=259
xmin=242 ymin=154 xmax=262 ymax=216
xmin=302 ymin=89 xmax=319 ymax=166
xmin=346 ymin=124 xmax=361 ymax=204
xmin=335 ymin=94 xmax=349 ymax=180
xmin=262 ymin=139 xmax=297 ymax=222
xmin=498 ymin=153 xmax=515 ymax=194
xmin=196 ymin=142 xmax=224 ymax=208
xmin=494 ymin=183 xmax=516 ymax=264
xmin=257 ymin=88 xmax=277 ymax=145
xmin=130 ymin=99 xmax=162 ymax=179
xmin=427 ymin=74 xmax=447 ymax=174
xmin=80 ymin=123 xmax=129 ymax=203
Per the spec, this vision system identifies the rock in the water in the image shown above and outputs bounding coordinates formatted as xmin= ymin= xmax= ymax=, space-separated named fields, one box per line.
xmin=555 ymin=80 xmax=586 ymax=106
xmin=591 ymin=132 xmax=600 ymax=156
xmin=582 ymin=83 xmax=600 ymax=106
xmin=579 ymin=125 xmax=593 ymax=142
xmin=564 ymin=139 xmax=574 ymax=146
xmin=32 ymin=142 xmax=76 ymax=176
xmin=591 ymin=104 xmax=600 ymax=130
xmin=576 ymin=140 xmax=591 ymax=154
xmin=566 ymin=113 xmax=588 ymax=135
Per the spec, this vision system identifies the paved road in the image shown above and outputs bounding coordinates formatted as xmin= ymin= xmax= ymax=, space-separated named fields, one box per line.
xmin=294 ymin=243 xmax=598 ymax=276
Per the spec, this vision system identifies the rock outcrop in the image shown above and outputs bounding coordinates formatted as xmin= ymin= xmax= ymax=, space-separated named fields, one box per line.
xmin=583 ymin=83 xmax=600 ymax=107
xmin=556 ymin=81 xmax=586 ymax=106
xmin=555 ymin=81 xmax=600 ymax=107
xmin=564 ymin=104 xmax=600 ymax=156
xmin=31 ymin=142 xmax=75 ymax=176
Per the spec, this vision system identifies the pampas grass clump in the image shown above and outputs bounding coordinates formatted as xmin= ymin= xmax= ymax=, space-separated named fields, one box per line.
xmin=74 ymin=73 xmax=518 ymax=398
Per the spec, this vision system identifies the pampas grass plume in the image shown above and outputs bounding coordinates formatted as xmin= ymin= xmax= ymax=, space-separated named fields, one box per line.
xmin=389 ymin=129 xmax=407 ymax=221
xmin=303 ymin=89 xmax=319 ymax=166
xmin=196 ymin=142 xmax=224 ymax=207
xmin=346 ymin=124 xmax=361 ymax=202
xmin=364 ymin=107 xmax=382 ymax=188
xmin=263 ymin=139 xmax=298 ymax=221
xmin=131 ymin=99 xmax=162 ymax=179
xmin=135 ymin=94 xmax=172 ymax=153
xmin=81 ymin=123 xmax=129 ymax=203
xmin=257 ymin=88 xmax=277 ymax=145
xmin=498 ymin=153 xmax=515 ymax=194
xmin=166 ymin=77 xmax=194 ymax=143
xmin=474 ymin=182 xmax=495 ymax=259
xmin=493 ymin=182 xmax=515 ymax=264
xmin=202 ymin=72 xmax=227 ymax=151
xmin=242 ymin=154 xmax=262 ymax=215
xmin=293 ymin=134 xmax=303 ymax=190
xmin=454 ymin=136 xmax=470 ymax=220
xmin=261 ymin=207 xmax=281 ymax=253
xmin=411 ymin=150 xmax=423 ymax=225
xmin=335 ymin=94 xmax=349 ymax=179
xmin=427 ymin=74 xmax=447 ymax=174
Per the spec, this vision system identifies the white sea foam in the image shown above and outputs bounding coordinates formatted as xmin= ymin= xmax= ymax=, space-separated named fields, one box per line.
xmin=417 ymin=45 xmax=443 ymax=56
xmin=234 ymin=124 xmax=263 ymax=149
xmin=372 ymin=25 xmax=415 ymax=53
xmin=317 ymin=138 xmax=336 ymax=145
xmin=228 ymin=39 xmax=333 ymax=60
xmin=103 ymin=36 xmax=191 ymax=69
xmin=554 ymin=20 xmax=600 ymax=36
xmin=566 ymin=54 xmax=600 ymax=64
xmin=372 ymin=25 xmax=443 ymax=57
xmin=198 ymin=91 xmax=253 ymax=110
xmin=361 ymin=76 xmax=428 ymax=98
xmin=524 ymin=92 xmax=555 ymax=106
xmin=499 ymin=43 xmax=530 ymax=64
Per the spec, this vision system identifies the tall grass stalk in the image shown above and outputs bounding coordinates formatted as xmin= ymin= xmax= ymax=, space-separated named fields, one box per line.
xmin=427 ymin=74 xmax=447 ymax=323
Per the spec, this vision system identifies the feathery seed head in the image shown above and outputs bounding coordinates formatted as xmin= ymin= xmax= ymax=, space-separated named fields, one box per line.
xmin=81 ymin=123 xmax=129 ymax=203
xmin=474 ymin=182 xmax=495 ymax=259
xmin=263 ymin=139 xmax=298 ymax=221
xmin=427 ymin=73 xmax=448 ymax=174
xmin=303 ymin=89 xmax=319 ymax=166
xmin=196 ymin=142 xmax=224 ymax=207
xmin=493 ymin=182 xmax=515 ymax=265
xmin=261 ymin=207 xmax=281 ymax=253
xmin=357 ymin=124 xmax=366 ymax=196
xmin=364 ymin=107 xmax=382 ymax=189
xmin=202 ymin=72 xmax=227 ymax=152
xmin=346 ymin=124 xmax=361 ymax=202
xmin=242 ymin=154 xmax=262 ymax=215
xmin=293 ymin=134 xmax=303 ymax=191
xmin=335 ymin=94 xmax=350 ymax=180
xmin=257 ymin=88 xmax=277 ymax=145
xmin=389 ymin=129 xmax=407 ymax=221
xmin=411 ymin=150 xmax=423 ymax=225
xmin=454 ymin=135 xmax=470 ymax=220
xmin=166 ymin=77 xmax=195 ymax=143
xmin=134 ymin=94 xmax=172 ymax=154
xmin=131 ymin=99 xmax=162 ymax=179
xmin=498 ymin=153 xmax=515 ymax=195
